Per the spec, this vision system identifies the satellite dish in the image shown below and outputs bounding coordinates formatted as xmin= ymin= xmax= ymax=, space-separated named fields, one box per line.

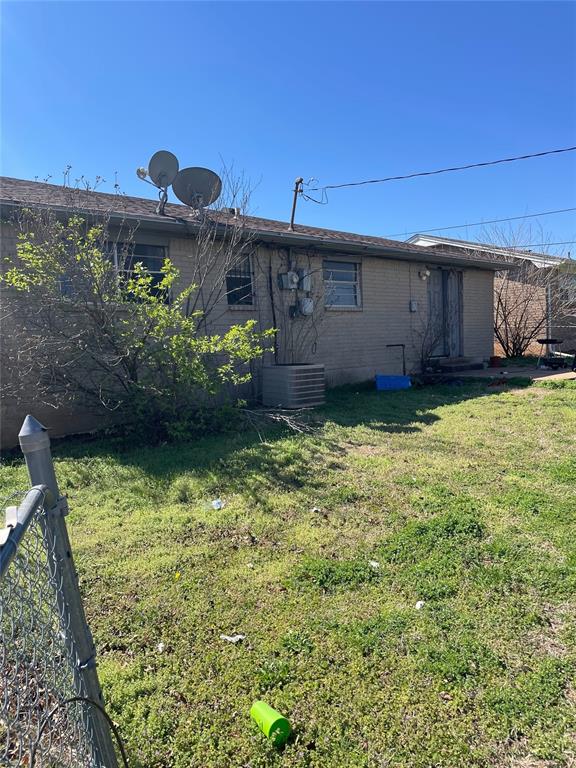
xmin=172 ymin=167 xmax=222 ymax=209
xmin=148 ymin=150 xmax=179 ymax=188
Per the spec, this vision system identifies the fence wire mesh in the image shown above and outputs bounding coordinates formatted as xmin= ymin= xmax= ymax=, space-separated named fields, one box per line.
xmin=0 ymin=489 xmax=98 ymax=767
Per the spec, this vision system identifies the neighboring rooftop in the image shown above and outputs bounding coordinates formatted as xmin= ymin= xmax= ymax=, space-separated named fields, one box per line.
xmin=406 ymin=233 xmax=569 ymax=268
xmin=0 ymin=176 xmax=511 ymax=270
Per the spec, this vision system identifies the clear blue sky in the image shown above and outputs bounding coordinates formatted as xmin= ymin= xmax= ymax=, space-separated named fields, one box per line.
xmin=2 ymin=1 xmax=575 ymax=252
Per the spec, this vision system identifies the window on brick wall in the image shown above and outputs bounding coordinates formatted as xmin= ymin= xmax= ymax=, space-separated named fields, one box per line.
xmin=323 ymin=260 xmax=361 ymax=307
xmin=226 ymin=255 xmax=254 ymax=306
xmin=112 ymin=243 xmax=166 ymax=286
xmin=108 ymin=242 xmax=169 ymax=300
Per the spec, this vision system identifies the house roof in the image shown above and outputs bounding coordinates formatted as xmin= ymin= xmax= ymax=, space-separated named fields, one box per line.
xmin=406 ymin=233 xmax=568 ymax=269
xmin=0 ymin=176 xmax=510 ymax=271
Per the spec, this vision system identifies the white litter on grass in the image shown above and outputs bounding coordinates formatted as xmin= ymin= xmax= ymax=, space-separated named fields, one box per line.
xmin=156 ymin=642 xmax=165 ymax=653
xmin=211 ymin=498 xmax=224 ymax=510
xmin=369 ymin=560 xmax=380 ymax=570
xmin=311 ymin=507 xmax=321 ymax=513
xmin=220 ymin=633 xmax=245 ymax=644
xmin=247 ymin=562 xmax=255 ymax=569
xmin=415 ymin=600 xmax=425 ymax=610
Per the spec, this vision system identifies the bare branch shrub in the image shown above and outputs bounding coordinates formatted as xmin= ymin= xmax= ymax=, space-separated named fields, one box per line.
xmin=478 ymin=224 xmax=576 ymax=357
xmin=1 ymin=173 xmax=274 ymax=440
xmin=270 ymin=248 xmax=326 ymax=365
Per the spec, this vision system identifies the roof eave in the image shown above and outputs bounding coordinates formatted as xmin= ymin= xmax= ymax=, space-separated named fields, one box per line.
xmin=1 ymin=200 xmax=510 ymax=271
xmin=408 ymin=233 xmax=565 ymax=267
xmin=250 ymin=228 xmax=510 ymax=270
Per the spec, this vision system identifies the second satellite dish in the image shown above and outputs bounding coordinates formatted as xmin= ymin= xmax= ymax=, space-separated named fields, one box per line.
xmin=148 ymin=150 xmax=179 ymax=188
xmin=172 ymin=167 xmax=223 ymax=209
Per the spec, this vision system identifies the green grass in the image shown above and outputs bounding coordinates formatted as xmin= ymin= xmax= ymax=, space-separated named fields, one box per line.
xmin=503 ymin=355 xmax=540 ymax=367
xmin=2 ymin=381 xmax=575 ymax=767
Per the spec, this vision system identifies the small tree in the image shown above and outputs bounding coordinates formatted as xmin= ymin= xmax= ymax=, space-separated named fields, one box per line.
xmin=480 ymin=224 xmax=576 ymax=358
xmin=412 ymin=279 xmax=461 ymax=373
xmin=1 ymin=180 xmax=274 ymax=440
xmin=414 ymin=310 xmax=445 ymax=373
xmin=493 ymin=260 xmax=549 ymax=357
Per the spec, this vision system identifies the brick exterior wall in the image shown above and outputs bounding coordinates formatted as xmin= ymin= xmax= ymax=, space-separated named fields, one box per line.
xmin=0 ymin=224 xmax=495 ymax=448
xmin=492 ymin=274 xmax=547 ymax=356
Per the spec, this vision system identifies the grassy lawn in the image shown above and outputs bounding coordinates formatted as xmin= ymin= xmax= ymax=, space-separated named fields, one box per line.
xmin=2 ymin=381 xmax=575 ymax=767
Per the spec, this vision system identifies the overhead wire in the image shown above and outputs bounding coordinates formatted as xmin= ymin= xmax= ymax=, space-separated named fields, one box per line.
xmin=385 ymin=206 xmax=576 ymax=238
xmin=301 ymin=177 xmax=329 ymax=205
xmin=298 ymin=149 xmax=576 ymax=252
xmin=301 ymin=191 xmax=329 ymax=205
xmin=305 ymin=146 xmax=576 ymax=192
xmin=501 ymin=241 xmax=575 ymax=249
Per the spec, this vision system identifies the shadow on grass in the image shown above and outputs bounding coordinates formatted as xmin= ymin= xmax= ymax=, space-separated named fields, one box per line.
xmin=319 ymin=379 xmax=497 ymax=434
xmin=19 ymin=381 xmax=503 ymax=486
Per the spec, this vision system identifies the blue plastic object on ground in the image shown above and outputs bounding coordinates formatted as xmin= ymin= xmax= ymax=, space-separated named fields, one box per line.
xmin=375 ymin=375 xmax=412 ymax=391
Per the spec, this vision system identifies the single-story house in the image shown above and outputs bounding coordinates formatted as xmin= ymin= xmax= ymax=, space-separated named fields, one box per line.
xmin=407 ymin=234 xmax=576 ymax=356
xmin=0 ymin=176 xmax=509 ymax=447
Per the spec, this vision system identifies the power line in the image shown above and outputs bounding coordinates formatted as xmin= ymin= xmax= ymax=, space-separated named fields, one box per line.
xmin=307 ymin=146 xmax=576 ymax=192
xmin=386 ymin=206 xmax=576 ymax=238
xmin=506 ymin=241 xmax=575 ymax=249
xmin=442 ymin=240 xmax=574 ymax=253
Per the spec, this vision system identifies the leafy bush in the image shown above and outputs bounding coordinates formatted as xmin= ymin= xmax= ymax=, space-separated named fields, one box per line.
xmin=2 ymin=209 xmax=274 ymax=440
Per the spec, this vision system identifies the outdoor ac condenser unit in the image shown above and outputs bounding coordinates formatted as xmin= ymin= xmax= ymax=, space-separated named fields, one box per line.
xmin=262 ymin=364 xmax=325 ymax=409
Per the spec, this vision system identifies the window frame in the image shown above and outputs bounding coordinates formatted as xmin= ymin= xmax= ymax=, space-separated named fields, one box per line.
xmin=323 ymin=257 xmax=362 ymax=310
xmin=225 ymin=253 xmax=255 ymax=309
xmin=108 ymin=241 xmax=170 ymax=301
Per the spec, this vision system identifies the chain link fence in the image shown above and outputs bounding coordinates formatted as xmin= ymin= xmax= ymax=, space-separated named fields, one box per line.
xmin=1 ymin=416 xmax=121 ymax=767
xmin=0 ymin=486 xmax=98 ymax=766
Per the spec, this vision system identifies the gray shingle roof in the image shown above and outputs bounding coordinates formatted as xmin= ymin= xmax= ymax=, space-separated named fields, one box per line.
xmin=0 ymin=176 xmax=509 ymax=270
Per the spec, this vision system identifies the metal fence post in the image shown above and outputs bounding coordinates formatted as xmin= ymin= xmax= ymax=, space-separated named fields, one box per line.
xmin=18 ymin=415 xmax=119 ymax=768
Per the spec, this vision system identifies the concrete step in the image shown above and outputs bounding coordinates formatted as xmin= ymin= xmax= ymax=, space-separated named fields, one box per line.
xmin=437 ymin=358 xmax=484 ymax=373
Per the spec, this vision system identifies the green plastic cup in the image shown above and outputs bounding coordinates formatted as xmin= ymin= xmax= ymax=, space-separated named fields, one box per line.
xmin=250 ymin=700 xmax=291 ymax=746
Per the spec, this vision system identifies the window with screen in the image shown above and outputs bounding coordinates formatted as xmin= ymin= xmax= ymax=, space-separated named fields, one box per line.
xmin=323 ymin=260 xmax=360 ymax=307
xmin=226 ymin=256 xmax=253 ymax=306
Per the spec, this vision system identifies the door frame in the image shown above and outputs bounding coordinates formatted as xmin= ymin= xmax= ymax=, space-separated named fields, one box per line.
xmin=427 ymin=268 xmax=464 ymax=358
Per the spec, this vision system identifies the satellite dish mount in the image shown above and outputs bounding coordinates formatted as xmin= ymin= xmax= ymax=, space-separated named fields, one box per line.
xmin=156 ymin=187 xmax=168 ymax=216
xmin=144 ymin=150 xmax=179 ymax=215
xmin=136 ymin=151 xmax=223 ymax=216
